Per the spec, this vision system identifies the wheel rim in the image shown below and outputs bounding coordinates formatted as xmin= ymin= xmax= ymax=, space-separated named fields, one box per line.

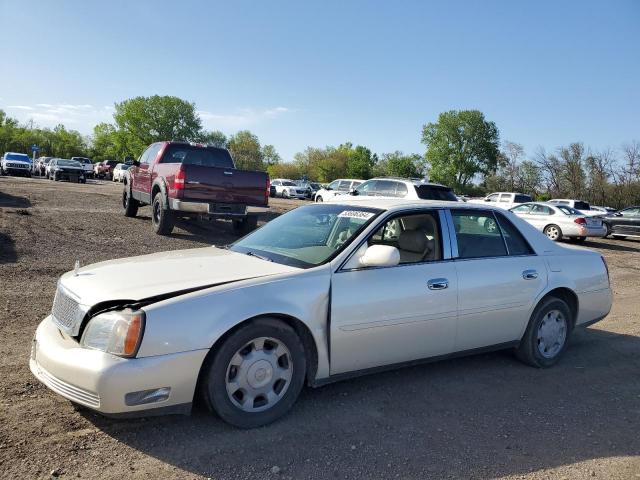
xmin=545 ymin=226 xmax=559 ymax=240
xmin=485 ymin=219 xmax=497 ymax=233
xmin=225 ymin=336 xmax=293 ymax=413
xmin=536 ymin=309 xmax=567 ymax=358
xmin=316 ymin=196 xmax=323 ymax=202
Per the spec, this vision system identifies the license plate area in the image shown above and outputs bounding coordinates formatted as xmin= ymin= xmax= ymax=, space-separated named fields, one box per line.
xmin=208 ymin=203 xmax=246 ymax=215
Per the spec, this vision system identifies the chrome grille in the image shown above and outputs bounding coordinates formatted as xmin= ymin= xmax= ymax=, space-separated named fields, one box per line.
xmin=51 ymin=286 xmax=81 ymax=334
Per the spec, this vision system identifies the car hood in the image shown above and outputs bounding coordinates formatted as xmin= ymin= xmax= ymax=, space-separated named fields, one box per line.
xmin=59 ymin=247 xmax=299 ymax=306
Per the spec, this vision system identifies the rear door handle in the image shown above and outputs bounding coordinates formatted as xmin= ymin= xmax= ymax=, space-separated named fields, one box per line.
xmin=522 ymin=269 xmax=538 ymax=280
xmin=427 ymin=278 xmax=449 ymax=290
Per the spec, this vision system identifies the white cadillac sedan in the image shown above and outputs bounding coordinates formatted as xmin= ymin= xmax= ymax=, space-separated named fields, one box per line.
xmin=30 ymin=199 xmax=612 ymax=428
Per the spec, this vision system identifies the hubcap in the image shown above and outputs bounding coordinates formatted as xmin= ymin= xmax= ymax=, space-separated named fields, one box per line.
xmin=536 ymin=309 xmax=567 ymax=358
xmin=546 ymin=226 xmax=559 ymax=240
xmin=225 ymin=337 xmax=293 ymax=412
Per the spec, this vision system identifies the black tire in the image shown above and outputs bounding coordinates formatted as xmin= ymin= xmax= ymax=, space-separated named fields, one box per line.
xmin=201 ymin=318 xmax=306 ymax=428
xmin=612 ymin=235 xmax=627 ymax=240
xmin=543 ymin=224 xmax=562 ymax=242
xmin=315 ymin=196 xmax=323 ymax=203
xmin=232 ymin=215 xmax=259 ymax=235
xmin=122 ymin=187 xmax=139 ymax=217
xmin=575 ymin=236 xmax=586 ymax=242
xmin=151 ymin=192 xmax=174 ymax=235
xmin=603 ymin=223 xmax=611 ymax=238
xmin=516 ymin=297 xmax=573 ymax=368
xmin=52 ymin=173 xmax=58 ymax=182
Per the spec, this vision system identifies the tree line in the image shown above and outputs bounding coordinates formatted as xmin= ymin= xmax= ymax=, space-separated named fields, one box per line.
xmin=1 ymin=96 xmax=638 ymax=208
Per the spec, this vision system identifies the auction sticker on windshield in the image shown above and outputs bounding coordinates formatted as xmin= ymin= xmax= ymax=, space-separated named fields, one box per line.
xmin=338 ymin=210 xmax=375 ymax=220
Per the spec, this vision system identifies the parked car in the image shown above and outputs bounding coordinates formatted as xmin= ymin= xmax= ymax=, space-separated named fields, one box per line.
xmin=30 ymin=199 xmax=612 ymax=427
xmin=71 ymin=157 xmax=94 ymax=179
xmin=547 ymin=199 xmax=603 ymax=217
xmin=270 ymin=179 xmax=307 ymax=199
xmin=36 ymin=156 xmax=53 ymax=176
xmin=112 ymin=163 xmax=131 ymax=182
xmin=509 ymin=202 xmax=606 ymax=242
xmin=124 ymin=141 xmax=269 ymax=235
xmin=591 ymin=206 xmax=617 ymax=214
xmin=1 ymin=152 xmax=32 ymax=177
xmin=468 ymin=192 xmax=532 ymax=209
xmin=602 ymin=206 xmax=640 ymax=239
xmin=341 ymin=177 xmax=458 ymax=202
xmin=314 ymin=178 xmax=363 ymax=202
xmin=293 ymin=180 xmax=321 ymax=199
xmin=94 ymin=160 xmax=120 ymax=180
xmin=47 ymin=158 xmax=86 ymax=183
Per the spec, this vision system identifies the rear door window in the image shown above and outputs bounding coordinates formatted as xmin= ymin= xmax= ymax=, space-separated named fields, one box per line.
xmin=355 ymin=180 xmax=378 ymax=196
xmin=499 ymin=194 xmax=512 ymax=203
xmin=495 ymin=213 xmax=534 ymax=255
xmin=451 ymin=210 xmax=507 ymax=258
xmin=514 ymin=194 xmax=532 ymax=203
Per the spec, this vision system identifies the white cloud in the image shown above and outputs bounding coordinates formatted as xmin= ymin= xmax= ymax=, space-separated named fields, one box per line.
xmin=197 ymin=106 xmax=291 ymax=130
xmin=3 ymin=103 xmax=113 ymax=132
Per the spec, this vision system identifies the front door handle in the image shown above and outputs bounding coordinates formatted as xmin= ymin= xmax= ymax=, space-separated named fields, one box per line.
xmin=427 ymin=278 xmax=449 ymax=290
xmin=522 ymin=269 xmax=538 ymax=280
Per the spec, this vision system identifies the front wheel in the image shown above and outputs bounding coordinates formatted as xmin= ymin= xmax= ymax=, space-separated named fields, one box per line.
xmin=516 ymin=297 xmax=572 ymax=368
xmin=315 ymin=196 xmax=323 ymax=203
xmin=151 ymin=193 xmax=174 ymax=235
xmin=201 ymin=318 xmax=306 ymax=428
xmin=544 ymin=224 xmax=562 ymax=241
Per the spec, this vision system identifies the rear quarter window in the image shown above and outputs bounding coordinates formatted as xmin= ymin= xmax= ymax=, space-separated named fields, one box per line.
xmin=415 ymin=185 xmax=457 ymax=201
xmin=161 ymin=145 xmax=234 ymax=168
xmin=514 ymin=194 xmax=532 ymax=203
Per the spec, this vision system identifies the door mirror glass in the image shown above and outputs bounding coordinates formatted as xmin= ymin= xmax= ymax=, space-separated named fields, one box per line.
xmin=359 ymin=245 xmax=400 ymax=268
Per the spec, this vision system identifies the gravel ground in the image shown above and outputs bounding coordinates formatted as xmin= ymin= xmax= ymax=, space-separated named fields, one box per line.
xmin=0 ymin=175 xmax=639 ymax=479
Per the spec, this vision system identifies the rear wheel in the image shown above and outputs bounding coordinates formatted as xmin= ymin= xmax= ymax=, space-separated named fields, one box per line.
xmin=612 ymin=234 xmax=627 ymax=240
xmin=201 ymin=318 xmax=306 ymax=428
xmin=315 ymin=195 xmax=323 ymax=203
xmin=603 ymin=223 xmax=611 ymax=238
xmin=516 ymin=297 xmax=572 ymax=368
xmin=232 ymin=215 xmax=259 ymax=235
xmin=152 ymin=192 xmax=174 ymax=235
xmin=544 ymin=224 xmax=562 ymax=241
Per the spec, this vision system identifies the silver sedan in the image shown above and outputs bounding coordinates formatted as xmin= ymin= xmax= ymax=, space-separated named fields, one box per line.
xmin=510 ymin=202 xmax=606 ymax=242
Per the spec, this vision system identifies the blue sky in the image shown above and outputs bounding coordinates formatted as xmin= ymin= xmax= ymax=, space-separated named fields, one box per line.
xmin=1 ymin=0 xmax=638 ymax=161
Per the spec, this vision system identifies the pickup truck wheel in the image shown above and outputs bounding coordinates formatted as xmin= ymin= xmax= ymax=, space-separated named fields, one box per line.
xmin=201 ymin=318 xmax=306 ymax=428
xmin=122 ymin=188 xmax=139 ymax=217
xmin=152 ymin=193 xmax=174 ymax=235
xmin=233 ymin=215 xmax=258 ymax=235
xmin=516 ymin=296 xmax=572 ymax=368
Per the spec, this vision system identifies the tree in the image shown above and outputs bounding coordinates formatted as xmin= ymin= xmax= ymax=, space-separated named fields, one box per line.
xmin=262 ymin=144 xmax=281 ymax=166
xmin=376 ymin=151 xmax=424 ymax=178
xmin=500 ymin=141 xmax=525 ymax=191
xmin=112 ymin=95 xmax=202 ymax=157
xmin=196 ymin=129 xmax=227 ymax=148
xmin=421 ymin=110 xmax=500 ymax=189
xmin=227 ymin=130 xmax=264 ymax=170
xmin=345 ymin=144 xmax=375 ymax=179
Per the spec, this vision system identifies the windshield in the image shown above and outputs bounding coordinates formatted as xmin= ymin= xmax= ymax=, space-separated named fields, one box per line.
xmin=6 ymin=153 xmax=30 ymax=162
xmin=282 ymin=181 xmax=296 ymax=186
xmin=58 ymin=160 xmax=82 ymax=167
xmin=556 ymin=205 xmax=582 ymax=215
xmin=230 ymin=204 xmax=382 ymax=268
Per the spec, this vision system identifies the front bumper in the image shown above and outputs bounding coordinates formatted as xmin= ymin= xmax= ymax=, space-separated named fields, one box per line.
xmin=3 ymin=167 xmax=31 ymax=175
xmin=170 ymin=199 xmax=269 ymax=215
xmin=30 ymin=316 xmax=208 ymax=416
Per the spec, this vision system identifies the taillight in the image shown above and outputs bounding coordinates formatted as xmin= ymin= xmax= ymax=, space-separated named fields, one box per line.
xmin=266 ymin=178 xmax=270 ymax=201
xmin=601 ymin=256 xmax=610 ymax=286
xmin=574 ymin=217 xmax=586 ymax=225
xmin=174 ymin=166 xmax=185 ymax=190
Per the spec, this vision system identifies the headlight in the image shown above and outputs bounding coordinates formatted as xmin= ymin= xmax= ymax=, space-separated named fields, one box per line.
xmin=81 ymin=309 xmax=145 ymax=357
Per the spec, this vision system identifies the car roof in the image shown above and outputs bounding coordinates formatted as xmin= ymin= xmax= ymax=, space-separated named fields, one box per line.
xmin=327 ymin=197 xmax=494 ymax=211
xmin=368 ymin=177 xmax=451 ymax=188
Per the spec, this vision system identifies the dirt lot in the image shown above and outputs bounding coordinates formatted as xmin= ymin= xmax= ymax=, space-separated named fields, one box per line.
xmin=1 ymin=175 xmax=639 ymax=479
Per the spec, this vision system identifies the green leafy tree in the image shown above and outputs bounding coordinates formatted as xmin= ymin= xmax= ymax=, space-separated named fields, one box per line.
xmin=112 ymin=95 xmax=202 ymax=157
xmin=421 ymin=110 xmax=500 ymax=188
xmin=262 ymin=144 xmax=281 ymax=166
xmin=227 ymin=130 xmax=264 ymax=170
xmin=197 ymin=129 xmax=227 ymax=148
xmin=377 ymin=151 xmax=424 ymax=178
xmin=345 ymin=144 xmax=375 ymax=179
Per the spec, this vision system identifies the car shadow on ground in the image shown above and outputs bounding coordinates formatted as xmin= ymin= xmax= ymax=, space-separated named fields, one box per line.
xmin=581 ymin=240 xmax=640 ymax=253
xmin=0 ymin=231 xmax=18 ymax=263
xmin=0 ymin=189 xmax=32 ymax=208
xmin=83 ymin=327 xmax=640 ymax=478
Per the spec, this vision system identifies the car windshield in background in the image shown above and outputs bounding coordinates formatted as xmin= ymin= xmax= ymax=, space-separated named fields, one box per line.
xmin=556 ymin=205 xmax=582 ymax=215
xmin=6 ymin=153 xmax=30 ymax=161
xmin=282 ymin=181 xmax=297 ymax=186
xmin=414 ymin=185 xmax=457 ymax=201
xmin=231 ymin=204 xmax=382 ymax=268
xmin=58 ymin=160 xmax=82 ymax=167
xmin=163 ymin=145 xmax=234 ymax=168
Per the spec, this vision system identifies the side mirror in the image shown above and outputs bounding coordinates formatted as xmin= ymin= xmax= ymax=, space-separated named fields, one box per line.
xmin=359 ymin=245 xmax=400 ymax=268
xmin=614 ymin=212 xmax=623 ymax=217
xmin=349 ymin=188 xmax=358 ymax=196
xmin=484 ymin=198 xmax=491 ymax=202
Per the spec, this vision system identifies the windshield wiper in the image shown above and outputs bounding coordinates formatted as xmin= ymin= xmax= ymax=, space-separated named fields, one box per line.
xmin=245 ymin=251 xmax=272 ymax=262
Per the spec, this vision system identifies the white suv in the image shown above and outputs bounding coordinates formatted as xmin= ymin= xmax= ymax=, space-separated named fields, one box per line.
xmin=548 ymin=199 xmax=603 ymax=217
xmin=331 ymin=177 xmax=458 ymax=202
xmin=314 ymin=178 xmax=363 ymax=202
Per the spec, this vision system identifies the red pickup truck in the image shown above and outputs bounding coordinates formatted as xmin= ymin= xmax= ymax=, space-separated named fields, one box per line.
xmin=122 ymin=141 xmax=270 ymax=235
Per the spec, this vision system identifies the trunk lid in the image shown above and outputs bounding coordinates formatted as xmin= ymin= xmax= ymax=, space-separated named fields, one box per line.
xmin=182 ymin=165 xmax=269 ymax=207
